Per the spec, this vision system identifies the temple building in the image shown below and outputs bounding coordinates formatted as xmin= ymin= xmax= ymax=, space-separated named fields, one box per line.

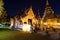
xmin=9 ymin=6 xmax=41 ymax=29
xmin=10 ymin=0 xmax=60 ymax=30
xmin=21 ymin=7 xmax=38 ymax=25
xmin=41 ymin=0 xmax=58 ymax=30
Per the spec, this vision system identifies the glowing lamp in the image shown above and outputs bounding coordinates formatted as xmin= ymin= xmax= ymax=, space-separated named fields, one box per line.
xmin=22 ymin=24 xmax=31 ymax=32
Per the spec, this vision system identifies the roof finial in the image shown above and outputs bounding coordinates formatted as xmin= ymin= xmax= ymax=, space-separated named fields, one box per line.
xmin=38 ymin=9 xmax=40 ymax=15
xmin=46 ymin=0 xmax=49 ymax=6
xmin=30 ymin=5 xmax=32 ymax=9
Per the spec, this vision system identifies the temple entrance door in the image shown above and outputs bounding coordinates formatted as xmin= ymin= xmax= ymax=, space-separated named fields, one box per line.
xmin=28 ymin=19 xmax=32 ymax=25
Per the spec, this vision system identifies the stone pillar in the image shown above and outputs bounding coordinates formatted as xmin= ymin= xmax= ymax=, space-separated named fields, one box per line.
xmin=9 ymin=18 xmax=14 ymax=29
xmin=40 ymin=20 xmax=44 ymax=31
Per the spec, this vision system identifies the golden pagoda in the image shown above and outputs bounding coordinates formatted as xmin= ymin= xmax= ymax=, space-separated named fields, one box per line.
xmin=41 ymin=0 xmax=57 ymax=30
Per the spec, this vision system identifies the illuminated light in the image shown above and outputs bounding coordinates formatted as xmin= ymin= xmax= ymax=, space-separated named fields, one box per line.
xmin=57 ymin=23 xmax=60 ymax=25
xmin=22 ymin=24 xmax=31 ymax=32
xmin=44 ymin=22 xmax=47 ymax=25
xmin=9 ymin=18 xmax=14 ymax=29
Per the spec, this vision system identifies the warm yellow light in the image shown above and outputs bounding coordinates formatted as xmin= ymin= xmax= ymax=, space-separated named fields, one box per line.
xmin=44 ymin=22 xmax=47 ymax=25
xmin=9 ymin=18 xmax=14 ymax=29
xmin=22 ymin=24 xmax=31 ymax=32
xmin=57 ymin=23 xmax=60 ymax=25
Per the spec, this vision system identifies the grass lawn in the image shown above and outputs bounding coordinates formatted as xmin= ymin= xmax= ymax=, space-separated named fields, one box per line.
xmin=0 ymin=28 xmax=15 ymax=40
xmin=0 ymin=28 xmax=59 ymax=40
xmin=0 ymin=28 xmax=46 ymax=40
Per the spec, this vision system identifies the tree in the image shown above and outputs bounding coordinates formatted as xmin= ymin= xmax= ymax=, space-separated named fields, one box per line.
xmin=0 ymin=0 xmax=8 ymax=23
xmin=0 ymin=0 xmax=4 ymax=16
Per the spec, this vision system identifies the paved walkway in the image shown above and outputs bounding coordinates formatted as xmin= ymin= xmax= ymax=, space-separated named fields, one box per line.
xmin=37 ymin=31 xmax=60 ymax=40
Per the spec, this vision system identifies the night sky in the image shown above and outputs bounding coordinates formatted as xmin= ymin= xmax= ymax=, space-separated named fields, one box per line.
xmin=4 ymin=0 xmax=60 ymax=17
